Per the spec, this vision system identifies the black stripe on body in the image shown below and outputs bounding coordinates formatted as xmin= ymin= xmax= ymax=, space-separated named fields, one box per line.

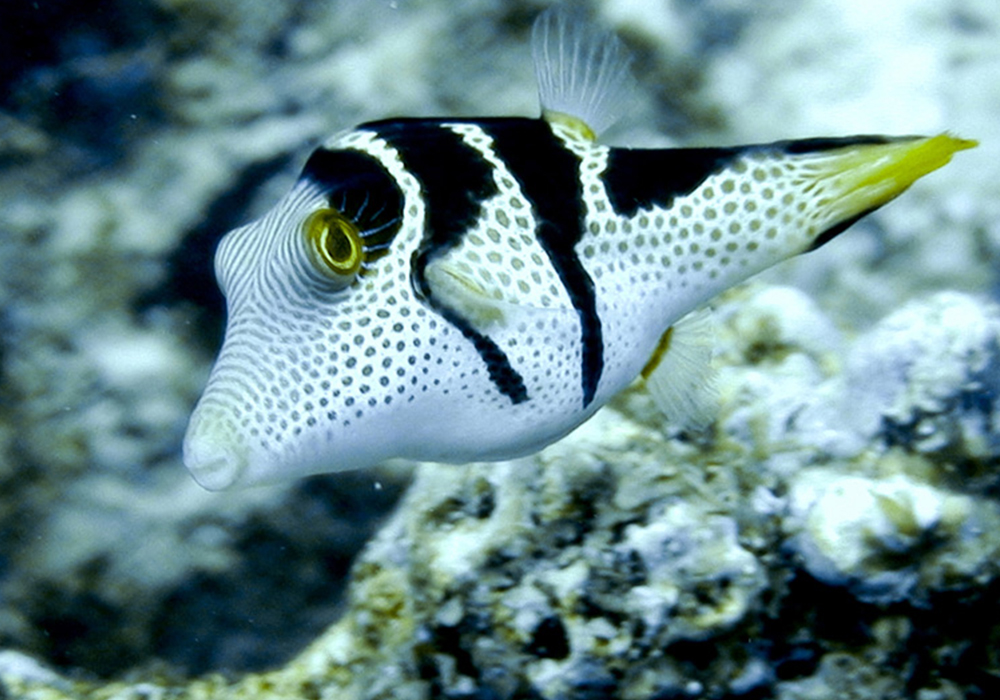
xmin=778 ymin=134 xmax=896 ymax=154
xmin=603 ymin=147 xmax=741 ymax=218
xmin=300 ymin=148 xmax=405 ymax=264
xmin=479 ymin=118 xmax=603 ymax=408
xmin=366 ymin=118 xmax=529 ymax=404
xmin=604 ymin=134 xmax=899 ymax=236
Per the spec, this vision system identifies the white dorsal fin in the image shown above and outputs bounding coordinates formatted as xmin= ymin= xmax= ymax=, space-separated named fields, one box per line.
xmin=531 ymin=6 xmax=636 ymax=139
xmin=640 ymin=308 xmax=718 ymax=430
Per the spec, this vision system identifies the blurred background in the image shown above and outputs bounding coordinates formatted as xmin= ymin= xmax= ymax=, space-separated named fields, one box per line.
xmin=0 ymin=0 xmax=996 ymax=679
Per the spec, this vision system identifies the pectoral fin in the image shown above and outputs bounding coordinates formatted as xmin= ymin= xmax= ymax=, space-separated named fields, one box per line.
xmin=423 ymin=257 xmax=565 ymax=329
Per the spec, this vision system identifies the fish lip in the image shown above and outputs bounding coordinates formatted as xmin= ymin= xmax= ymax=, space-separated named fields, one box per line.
xmin=183 ymin=408 xmax=249 ymax=491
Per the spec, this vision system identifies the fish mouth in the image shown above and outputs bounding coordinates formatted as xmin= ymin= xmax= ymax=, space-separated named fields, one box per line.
xmin=801 ymin=133 xmax=977 ymax=249
xmin=183 ymin=404 xmax=250 ymax=491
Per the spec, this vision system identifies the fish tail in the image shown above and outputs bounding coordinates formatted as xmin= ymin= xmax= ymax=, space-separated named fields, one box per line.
xmin=790 ymin=133 xmax=978 ymax=251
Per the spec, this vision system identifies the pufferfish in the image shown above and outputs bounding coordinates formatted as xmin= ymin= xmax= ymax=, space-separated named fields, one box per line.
xmin=183 ymin=8 xmax=974 ymax=490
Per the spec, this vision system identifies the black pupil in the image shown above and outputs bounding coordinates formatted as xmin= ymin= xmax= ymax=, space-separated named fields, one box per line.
xmin=326 ymin=222 xmax=354 ymax=262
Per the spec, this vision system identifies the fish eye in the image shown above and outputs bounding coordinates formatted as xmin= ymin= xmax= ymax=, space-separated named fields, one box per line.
xmin=303 ymin=208 xmax=363 ymax=287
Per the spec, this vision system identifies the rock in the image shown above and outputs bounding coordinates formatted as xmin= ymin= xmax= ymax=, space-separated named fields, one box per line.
xmin=841 ymin=292 xmax=1000 ymax=462
xmin=784 ymin=459 xmax=1000 ymax=604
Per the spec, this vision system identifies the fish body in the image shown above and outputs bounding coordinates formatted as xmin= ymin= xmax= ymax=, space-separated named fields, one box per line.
xmin=184 ymin=9 xmax=974 ymax=489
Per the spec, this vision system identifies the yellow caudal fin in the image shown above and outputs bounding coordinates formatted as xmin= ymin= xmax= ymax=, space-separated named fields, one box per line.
xmin=798 ymin=133 xmax=977 ymax=249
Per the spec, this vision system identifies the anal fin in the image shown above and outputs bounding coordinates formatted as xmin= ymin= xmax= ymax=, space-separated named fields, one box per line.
xmin=640 ymin=308 xmax=718 ymax=430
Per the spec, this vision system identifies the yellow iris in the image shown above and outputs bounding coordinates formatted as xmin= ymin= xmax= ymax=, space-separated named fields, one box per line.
xmin=304 ymin=208 xmax=364 ymax=286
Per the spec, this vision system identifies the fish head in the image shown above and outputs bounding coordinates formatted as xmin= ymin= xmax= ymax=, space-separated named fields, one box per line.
xmin=184 ymin=130 xmax=442 ymax=490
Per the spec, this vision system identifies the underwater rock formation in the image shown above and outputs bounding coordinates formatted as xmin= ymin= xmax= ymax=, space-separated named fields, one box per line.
xmin=6 ymin=288 xmax=1000 ymax=699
